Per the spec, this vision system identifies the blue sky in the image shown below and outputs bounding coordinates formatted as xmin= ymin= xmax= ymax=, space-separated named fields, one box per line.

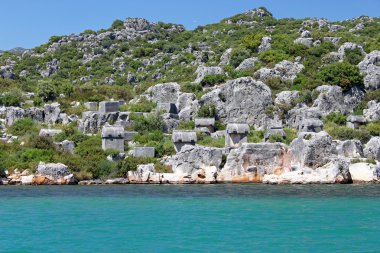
xmin=1 ymin=0 xmax=379 ymax=50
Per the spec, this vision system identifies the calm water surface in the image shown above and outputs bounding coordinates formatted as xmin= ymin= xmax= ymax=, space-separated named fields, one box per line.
xmin=1 ymin=184 xmax=380 ymax=253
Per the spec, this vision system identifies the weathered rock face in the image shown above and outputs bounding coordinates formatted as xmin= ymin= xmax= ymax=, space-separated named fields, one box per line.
xmin=323 ymin=37 xmax=341 ymax=45
xmin=145 ymin=82 xmax=180 ymax=104
xmin=37 ymin=162 xmax=70 ymax=178
xmin=364 ymin=137 xmax=380 ymax=161
xmin=349 ymin=163 xmax=380 ymax=182
xmin=338 ymin=42 xmax=366 ymax=56
xmin=5 ymin=107 xmax=24 ymax=126
xmin=258 ymin=36 xmax=272 ymax=53
xmin=274 ymin=91 xmax=300 ymax=105
xmin=40 ymin=59 xmax=60 ymax=78
xmin=294 ymin=37 xmax=314 ymax=47
xmin=44 ymin=102 xmax=61 ymax=124
xmin=358 ymin=50 xmax=380 ymax=90
xmin=200 ymin=77 xmax=272 ymax=127
xmin=255 ymin=60 xmax=304 ymax=83
xmin=219 ymin=143 xmax=291 ymax=183
xmin=235 ymin=57 xmax=258 ymax=71
xmin=286 ymin=106 xmax=323 ymax=130
xmin=25 ymin=107 xmax=45 ymax=123
xmin=291 ymin=131 xmax=333 ymax=169
xmin=263 ymin=157 xmax=352 ymax=184
xmin=219 ymin=48 xmax=233 ymax=66
xmin=336 ymin=140 xmax=363 ymax=158
xmin=194 ymin=66 xmax=223 ymax=83
xmin=166 ymin=145 xmax=223 ymax=175
xmin=312 ymin=85 xmax=364 ymax=116
xmin=78 ymin=111 xmax=119 ymax=133
xmin=364 ymin=101 xmax=380 ymax=122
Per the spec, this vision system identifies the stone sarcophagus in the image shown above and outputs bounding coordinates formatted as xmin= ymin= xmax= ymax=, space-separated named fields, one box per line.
xmin=225 ymin=123 xmax=249 ymax=149
xmin=172 ymin=130 xmax=197 ymax=153
xmin=101 ymin=124 xmax=125 ymax=152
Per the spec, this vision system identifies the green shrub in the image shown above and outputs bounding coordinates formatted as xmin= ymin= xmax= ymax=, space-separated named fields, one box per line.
xmin=132 ymin=113 xmax=165 ymax=134
xmin=111 ymin=19 xmax=124 ymax=30
xmin=215 ymin=120 xmax=226 ymax=131
xmin=230 ymin=47 xmax=251 ymax=67
xmin=121 ymin=98 xmax=156 ymax=113
xmin=366 ymin=121 xmax=380 ymax=136
xmin=200 ymin=74 xmax=226 ymax=86
xmin=259 ymin=49 xmax=290 ymax=66
xmin=283 ymin=128 xmax=298 ymax=145
xmin=37 ymin=81 xmax=58 ymax=101
xmin=269 ymin=133 xmax=284 ymax=143
xmin=28 ymin=135 xmax=56 ymax=150
xmin=318 ymin=62 xmax=363 ymax=91
xmin=198 ymin=135 xmax=225 ymax=148
xmin=7 ymin=118 xmax=39 ymax=136
xmin=177 ymin=121 xmax=195 ymax=130
xmin=324 ymin=122 xmax=371 ymax=143
xmin=344 ymin=48 xmax=364 ymax=65
xmin=240 ymin=33 xmax=264 ymax=53
xmin=197 ymin=104 xmax=216 ymax=118
xmin=248 ymin=130 xmax=265 ymax=143
xmin=0 ymin=89 xmax=23 ymax=106
xmin=324 ymin=112 xmax=347 ymax=126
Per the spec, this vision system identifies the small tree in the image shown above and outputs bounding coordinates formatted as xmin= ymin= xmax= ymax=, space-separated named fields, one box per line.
xmin=318 ymin=62 xmax=363 ymax=91
xmin=37 ymin=81 xmax=57 ymax=102
xmin=111 ymin=19 xmax=124 ymax=30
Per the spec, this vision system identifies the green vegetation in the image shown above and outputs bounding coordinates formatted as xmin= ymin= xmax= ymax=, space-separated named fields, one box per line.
xmin=200 ymin=74 xmax=226 ymax=86
xmin=7 ymin=118 xmax=39 ymax=136
xmin=318 ymin=62 xmax=363 ymax=91
xmin=197 ymin=104 xmax=216 ymax=118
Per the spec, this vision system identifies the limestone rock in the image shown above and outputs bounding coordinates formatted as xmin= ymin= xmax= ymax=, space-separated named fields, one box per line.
xmin=323 ymin=37 xmax=341 ymax=45
xmin=37 ymin=162 xmax=70 ymax=179
xmin=263 ymin=157 xmax=351 ymax=184
xmin=336 ymin=140 xmax=363 ymax=158
xmin=219 ymin=143 xmax=291 ymax=183
xmin=255 ymin=60 xmax=304 ymax=83
xmin=44 ymin=102 xmax=61 ymax=124
xmin=5 ymin=107 xmax=25 ymax=126
xmin=291 ymin=131 xmax=333 ymax=169
xmin=235 ymin=57 xmax=258 ymax=71
xmin=219 ymin=48 xmax=233 ymax=66
xmin=349 ymin=163 xmax=380 ymax=182
xmin=294 ymin=37 xmax=314 ymax=47
xmin=166 ymin=145 xmax=223 ymax=175
xmin=200 ymin=77 xmax=272 ymax=127
xmin=40 ymin=59 xmax=60 ymax=78
xmin=194 ymin=66 xmax=223 ymax=84
xmin=258 ymin=36 xmax=272 ymax=53
xmin=364 ymin=100 xmax=380 ymax=122
xmin=274 ymin=91 xmax=300 ymax=105
xmin=358 ymin=50 xmax=380 ymax=90
xmin=145 ymin=82 xmax=180 ymax=104
xmin=364 ymin=137 xmax=380 ymax=161
xmin=338 ymin=42 xmax=366 ymax=57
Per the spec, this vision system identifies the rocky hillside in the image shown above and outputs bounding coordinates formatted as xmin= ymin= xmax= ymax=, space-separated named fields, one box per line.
xmin=0 ymin=7 xmax=380 ymax=184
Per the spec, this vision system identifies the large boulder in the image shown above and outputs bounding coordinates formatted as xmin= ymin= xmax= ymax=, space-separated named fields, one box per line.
xmin=336 ymin=140 xmax=363 ymax=158
xmin=255 ymin=60 xmax=304 ymax=83
xmin=36 ymin=162 xmax=72 ymax=183
xmin=258 ymin=36 xmax=272 ymax=53
xmin=5 ymin=107 xmax=25 ymax=126
xmin=364 ymin=137 xmax=380 ymax=161
xmin=358 ymin=50 xmax=380 ymax=90
xmin=200 ymin=77 xmax=272 ymax=127
xmin=194 ymin=66 xmax=223 ymax=84
xmin=44 ymin=102 xmax=61 ymax=124
xmin=349 ymin=163 xmax=380 ymax=182
xmin=235 ymin=57 xmax=258 ymax=71
xmin=290 ymin=131 xmax=333 ymax=169
xmin=219 ymin=48 xmax=233 ymax=66
xmin=337 ymin=42 xmax=366 ymax=57
xmin=274 ymin=91 xmax=300 ymax=105
xmin=145 ymin=82 xmax=180 ymax=104
xmin=312 ymin=85 xmax=364 ymax=116
xmin=263 ymin=157 xmax=351 ymax=184
xmin=218 ymin=143 xmax=291 ymax=183
xmin=165 ymin=145 xmax=223 ymax=175
xmin=364 ymin=100 xmax=380 ymax=122
xmin=78 ymin=111 xmax=119 ymax=133
xmin=40 ymin=59 xmax=60 ymax=78
xmin=25 ymin=107 xmax=45 ymax=123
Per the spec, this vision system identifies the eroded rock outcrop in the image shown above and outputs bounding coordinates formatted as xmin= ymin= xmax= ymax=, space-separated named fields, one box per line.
xmin=200 ymin=77 xmax=272 ymax=127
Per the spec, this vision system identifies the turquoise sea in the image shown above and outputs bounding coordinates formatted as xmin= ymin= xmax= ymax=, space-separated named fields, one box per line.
xmin=1 ymin=184 xmax=380 ymax=253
